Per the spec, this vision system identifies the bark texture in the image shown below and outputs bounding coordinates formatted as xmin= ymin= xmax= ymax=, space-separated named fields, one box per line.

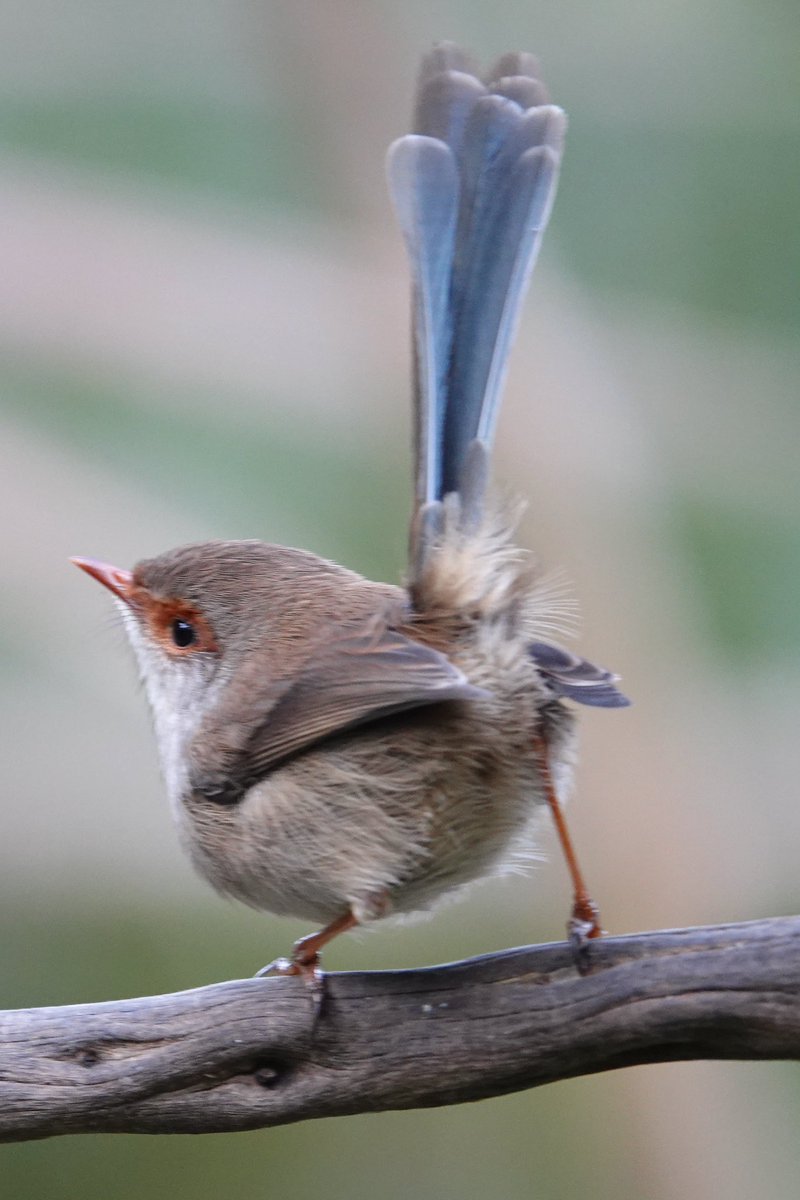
xmin=1 ymin=915 xmax=798 ymax=1141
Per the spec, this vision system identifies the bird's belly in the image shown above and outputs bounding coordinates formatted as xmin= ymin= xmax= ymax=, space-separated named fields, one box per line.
xmin=177 ymin=697 xmax=576 ymax=925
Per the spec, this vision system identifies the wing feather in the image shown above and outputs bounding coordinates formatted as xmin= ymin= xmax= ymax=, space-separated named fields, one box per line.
xmin=529 ymin=641 xmax=631 ymax=709
xmin=191 ymin=621 xmax=488 ymax=801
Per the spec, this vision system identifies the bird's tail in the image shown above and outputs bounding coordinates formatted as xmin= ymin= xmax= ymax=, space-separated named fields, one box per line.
xmin=387 ymin=44 xmax=566 ymax=592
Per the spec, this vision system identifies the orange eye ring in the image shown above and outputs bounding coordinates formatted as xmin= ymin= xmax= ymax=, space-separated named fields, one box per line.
xmin=131 ymin=588 xmax=219 ymax=657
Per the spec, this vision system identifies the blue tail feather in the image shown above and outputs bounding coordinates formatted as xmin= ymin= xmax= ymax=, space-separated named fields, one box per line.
xmin=387 ymin=44 xmax=566 ymax=520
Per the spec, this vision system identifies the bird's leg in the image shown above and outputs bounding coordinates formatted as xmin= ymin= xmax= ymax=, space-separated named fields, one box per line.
xmin=288 ymin=910 xmax=359 ymax=977
xmin=257 ymin=909 xmax=359 ymax=1008
xmin=532 ymin=733 xmax=604 ymax=966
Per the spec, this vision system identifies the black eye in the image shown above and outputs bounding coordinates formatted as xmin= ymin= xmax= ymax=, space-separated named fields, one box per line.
xmin=171 ymin=618 xmax=197 ymax=648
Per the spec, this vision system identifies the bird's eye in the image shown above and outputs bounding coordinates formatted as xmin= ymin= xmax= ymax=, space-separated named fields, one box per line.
xmin=170 ymin=618 xmax=197 ymax=649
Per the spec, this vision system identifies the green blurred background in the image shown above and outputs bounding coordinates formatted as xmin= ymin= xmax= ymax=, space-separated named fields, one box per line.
xmin=2 ymin=1 xmax=799 ymax=1196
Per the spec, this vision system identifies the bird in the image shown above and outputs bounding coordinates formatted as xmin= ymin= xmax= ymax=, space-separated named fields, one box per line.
xmin=73 ymin=43 xmax=628 ymax=987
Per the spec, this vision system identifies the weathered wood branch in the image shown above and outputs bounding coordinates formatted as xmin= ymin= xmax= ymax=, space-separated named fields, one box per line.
xmin=1 ymin=915 xmax=798 ymax=1142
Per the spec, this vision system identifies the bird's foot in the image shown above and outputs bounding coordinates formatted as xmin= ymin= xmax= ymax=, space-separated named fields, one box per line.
xmin=256 ymin=948 xmax=326 ymax=1015
xmin=567 ymin=895 xmax=605 ymax=975
xmin=255 ymin=911 xmax=358 ymax=1015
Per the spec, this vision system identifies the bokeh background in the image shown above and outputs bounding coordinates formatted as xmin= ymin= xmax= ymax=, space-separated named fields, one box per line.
xmin=2 ymin=1 xmax=799 ymax=1196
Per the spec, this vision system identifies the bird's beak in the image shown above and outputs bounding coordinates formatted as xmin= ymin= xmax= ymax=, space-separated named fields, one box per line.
xmin=71 ymin=556 xmax=135 ymax=604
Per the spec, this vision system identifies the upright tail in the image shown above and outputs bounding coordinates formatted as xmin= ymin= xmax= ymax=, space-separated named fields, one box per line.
xmin=387 ymin=44 xmax=566 ymax=576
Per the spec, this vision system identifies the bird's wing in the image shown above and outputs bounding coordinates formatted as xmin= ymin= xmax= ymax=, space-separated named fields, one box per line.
xmin=190 ymin=622 xmax=487 ymax=802
xmin=529 ymin=640 xmax=630 ymax=708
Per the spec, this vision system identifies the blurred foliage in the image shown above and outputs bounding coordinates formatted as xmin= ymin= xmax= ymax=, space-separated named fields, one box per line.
xmin=674 ymin=493 xmax=800 ymax=662
xmin=559 ymin=122 xmax=799 ymax=333
xmin=0 ymin=95 xmax=320 ymax=214
xmin=2 ymin=356 xmax=409 ymax=579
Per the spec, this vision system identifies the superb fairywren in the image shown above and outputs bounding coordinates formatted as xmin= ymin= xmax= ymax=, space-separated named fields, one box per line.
xmin=74 ymin=44 xmax=628 ymax=983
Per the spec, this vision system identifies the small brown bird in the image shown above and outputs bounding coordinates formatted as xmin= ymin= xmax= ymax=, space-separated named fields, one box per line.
xmin=73 ymin=44 xmax=628 ymax=984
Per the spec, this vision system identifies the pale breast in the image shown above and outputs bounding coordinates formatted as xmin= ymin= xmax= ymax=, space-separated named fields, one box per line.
xmin=175 ymin=666 xmax=576 ymax=927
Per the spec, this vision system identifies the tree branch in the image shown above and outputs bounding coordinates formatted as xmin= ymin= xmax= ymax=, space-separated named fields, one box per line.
xmin=2 ymin=914 xmax=798 ymax=1142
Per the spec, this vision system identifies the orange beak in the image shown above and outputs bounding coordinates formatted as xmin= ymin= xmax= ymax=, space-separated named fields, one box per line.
xmin=71 ymin=556 xmax=134 ymax=604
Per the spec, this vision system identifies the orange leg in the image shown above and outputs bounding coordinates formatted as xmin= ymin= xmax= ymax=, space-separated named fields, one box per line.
xmin=257 ymin=909 xmax=359 ymax=1005
xmin=287 ymin=910 xmax=359 ymax=975
xmin=533 ymin=733 xmax=604 ymax=956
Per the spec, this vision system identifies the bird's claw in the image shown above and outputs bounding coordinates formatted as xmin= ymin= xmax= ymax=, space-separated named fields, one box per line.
xmin=255 ymin=953 xmax=327 ymax=1018
xmin=255 ymin=956 xmax=293 ymax=978
xmin=567 ymin=897 xmax=605 ymax=975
